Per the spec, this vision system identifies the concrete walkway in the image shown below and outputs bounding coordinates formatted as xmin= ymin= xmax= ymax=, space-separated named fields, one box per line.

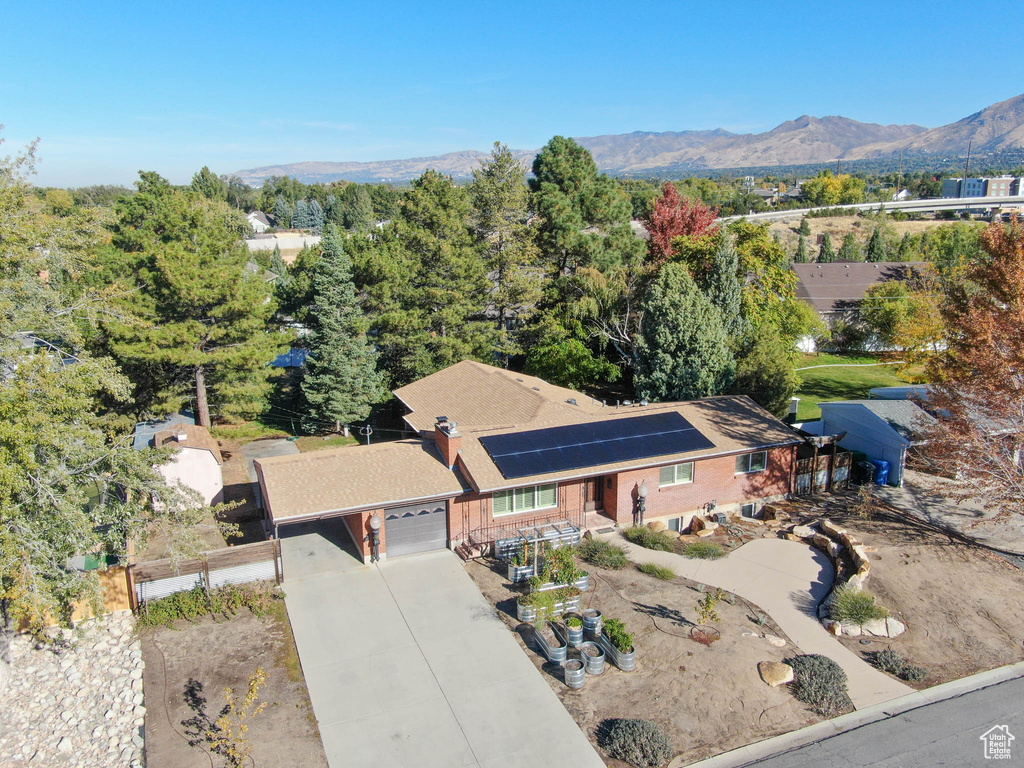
xmin=281 ymin=527 xmax=604 ymax=768
xmin=606 ymin=534 xmax=913 ymax=709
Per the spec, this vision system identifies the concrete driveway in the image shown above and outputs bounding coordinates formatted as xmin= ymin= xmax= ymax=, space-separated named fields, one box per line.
xmin=609 ymin=535 xmax=913 ymax=709
xmin=280 ymin=527 xmax=604 ymax=768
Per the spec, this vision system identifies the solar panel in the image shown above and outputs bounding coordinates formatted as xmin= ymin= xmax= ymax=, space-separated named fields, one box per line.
xmin=479 ymin=412 xmax=715 ymax=480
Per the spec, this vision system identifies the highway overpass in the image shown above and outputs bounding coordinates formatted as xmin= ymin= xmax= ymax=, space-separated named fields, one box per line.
xmin=722 ymin=195 xmax=1024 ymax=223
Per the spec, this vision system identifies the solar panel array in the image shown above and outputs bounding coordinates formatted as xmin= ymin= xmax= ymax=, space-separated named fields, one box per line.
xmin=479 ymin=412 xmax=715 ymax=480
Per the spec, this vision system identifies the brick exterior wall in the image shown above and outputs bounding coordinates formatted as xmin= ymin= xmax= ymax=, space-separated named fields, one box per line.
xmin=448 ymin=477 xmax=587 ymax=543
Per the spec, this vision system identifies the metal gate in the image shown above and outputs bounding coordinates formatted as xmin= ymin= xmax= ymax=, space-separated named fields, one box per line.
xmin=384 ymin=503 xmax=448 ymax=557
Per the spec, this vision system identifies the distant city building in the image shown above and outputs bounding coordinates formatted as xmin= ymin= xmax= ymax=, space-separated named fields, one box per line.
xmin=941 ymin=176 xmax=1017 ymax=198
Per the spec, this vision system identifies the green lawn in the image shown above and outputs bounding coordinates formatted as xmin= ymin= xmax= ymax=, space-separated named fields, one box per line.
xmin=294 ymin=434 xmax=359 ymax=452
xmin=794 ymin=353 xmax=915 ymax=422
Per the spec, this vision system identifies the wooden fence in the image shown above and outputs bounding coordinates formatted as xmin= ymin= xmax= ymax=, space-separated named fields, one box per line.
xmin=129 ymin=539 xmax=283 ymax=608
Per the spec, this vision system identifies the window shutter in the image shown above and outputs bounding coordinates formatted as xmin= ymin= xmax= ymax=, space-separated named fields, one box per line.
xmin=659 ymin=465 xmax=675 ymax=486
xmin=493 ymin=491 xmax=511 ymax=516
xmin=538 ymin=484 xmax=557 ymax=509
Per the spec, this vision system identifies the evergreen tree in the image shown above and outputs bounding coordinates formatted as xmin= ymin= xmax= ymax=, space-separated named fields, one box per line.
xmin=270 ymin=245 xmax=290 ymax=292
xmin=729 ymin=333 xmax=798 ymax=417
xmin=190 ymin=166 xmax=227 ymax=201
xmin=292 ymin=199 xmax=311 ymax=230
xmin=838 ymin=231 xmax=864 ymax=262
xmin=105 ymin=173 xmax=288 ymax=426
xmin=799 ymin=217 xmax=811 ymax=236
xmin=818 ymin=232 xmax=837 ymax=262
xmin=274 ymin=195 xmax=292 ymax=228
xmin=308 ymin=198 xmax=325 ymax=234
xmin=867 ymin=227 xmax=887 ymax=262
xmin=341 ymin=184 xmax=375 ymax=231
xmin=898 ymin=231 xmax=913 ymax=260
xmin=469 ymin=142 xmax=541 ymax=365
xmin=300 ymin=226 xmax=385 ymax=433
xmin=696 ymin=235 xmax=747 ymax=339
xmin=635 ymin=263 xmax=735 ymax=401
xmin=363 ymin=170 xmax=495 ymax=385
xmin=795 ymin=234 xmax=809 ymax=263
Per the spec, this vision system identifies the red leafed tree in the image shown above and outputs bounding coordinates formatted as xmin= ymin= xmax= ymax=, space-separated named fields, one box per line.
xmin=920 ymin=219 xmax=1024 ymax=521
xmin=642 ymin=182 xmax=720 ymax=263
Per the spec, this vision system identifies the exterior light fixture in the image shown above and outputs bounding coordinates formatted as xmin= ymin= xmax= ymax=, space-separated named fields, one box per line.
xmin=368 ymin=513 xmax=382 ymax=563
xmin=635 ymin=480 xmax=649 ymax=525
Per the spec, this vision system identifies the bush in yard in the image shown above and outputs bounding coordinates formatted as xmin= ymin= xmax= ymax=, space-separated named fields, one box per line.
xmin=624 ymin=526 xmax=676 ymax=551
xmin=579 ymin=538 xmax=630 ymax=569
xmin=871 ymin=648 xmax=928 ymax=682
xmin=603 ymin=618 xmax=635 ymax=653
xmin=680 ymin=541 xmax=724 ymax=560
xmin=638 ymin=562 xmax=676 ymax=580
xmin=828 ymin=585 xmax=889 ymax=625
xmin=599 ymin=718 xmax=674 ymax=767
xmin=785 ymin=654 xmax=853 ymax=717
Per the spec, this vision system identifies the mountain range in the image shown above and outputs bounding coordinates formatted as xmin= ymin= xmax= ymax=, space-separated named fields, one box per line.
xmin=232 ymin=92 xmax=1024 ymax=185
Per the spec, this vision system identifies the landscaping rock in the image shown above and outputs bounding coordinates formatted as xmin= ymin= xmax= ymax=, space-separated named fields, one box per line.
xmin=758 ymin=661 xmax=794 ymax=687
xmin=860 ymin=617 xmax=906 ymax=638
xmin=690 ymin=516 xmax=718 ymax=533
xmin=696 ymin=529 xmax=716 ymax=538
xmin=763 ymin=634 xmax=786 ymax=647
xmin=646 ymin=520 xmax=667 ymax=532
xmin=792 ymin=525 xmax=816 ymax=539
xmin=820 ymin=519 xmax=846 ymax=538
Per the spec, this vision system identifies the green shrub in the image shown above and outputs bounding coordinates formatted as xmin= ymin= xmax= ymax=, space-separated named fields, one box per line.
xmin=516 ymin=586 xmax=581 ymax=607
xmin=680 ymin=541 xmax=724 ymax=560
xmin=828 ymin=585 xmax=889 ymax=625
xmin=579 ymin=539 xmax=630 ymax=569
xmin=545 ymin=545 xmax=585 ymax=584
xmin=624 ymin=526 xmax=676 ymax=552
xmin=599 ymin=718 xmax=673 ymax=768
xmin=565 ymin=615 xmax=583 ymax=629
xmin=638 ymin=563 xmax=676 ymax=580
xmin=139 ymin=582 xmax=280 ymax=628
xmin=785 ymin=654 xmax=853 ymax=717
xmin=603 ymin=618 xmax=635 ymax=653
xmin=871 ymin=648 xmax=928 ymax=682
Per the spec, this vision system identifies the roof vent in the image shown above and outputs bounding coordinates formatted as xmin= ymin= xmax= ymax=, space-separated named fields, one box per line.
xmin=516 ymin=378 xmax=524 ymax=382
xmin=566 ymin=398 xmax=578 ymax=406
xmin=436 ymin=416 xmax=449 ymax=424
xmin=640 ymin=400 xmax=649 ymax=406
xmin=176 ymin=433 xmax=188 ymax=442
xmin=623 ymin=400 xmax=633 ymax=407
xmin=533 ymin=387 xmax=540 ymax=391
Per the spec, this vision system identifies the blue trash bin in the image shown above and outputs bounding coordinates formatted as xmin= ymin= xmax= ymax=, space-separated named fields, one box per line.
xmin=869 ymin=460 xmax=890 ymax=486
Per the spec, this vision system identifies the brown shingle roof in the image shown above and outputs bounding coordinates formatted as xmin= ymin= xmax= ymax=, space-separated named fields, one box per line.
xmin=794 ymin=262 xmax=928 ymax=314
xmin=255 ymin=440 xmax=467 ymax=523
xmin=153 ymin=424 xmax=223 ymax=464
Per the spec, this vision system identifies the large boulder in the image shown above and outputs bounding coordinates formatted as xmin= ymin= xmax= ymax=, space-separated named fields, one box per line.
xmin=759 ymin=661 xmax=794 ymax=687
xmin=696 ymin=528 xmax=716 ymax=538
xmin=792 ymin=525 xmax=816 ymax=539
xmin=862 ymin=617 xmax=906 ymax=638
xmin=690 ymin=516 xmax=718 ymax=533
xmin=763 ymin=634 xmax=786 ymax=647
xmin=647 ymin=520 xmax=668 ymax=532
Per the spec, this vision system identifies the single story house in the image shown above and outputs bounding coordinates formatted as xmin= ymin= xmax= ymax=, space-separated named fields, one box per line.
xmin=133 ymin=414 xmax=225 ymax=505
xmin=255 ymin=361 xmax=803 ymax=563
xmin=811 ymin=400 xmax=936 ymax=487
xmin=247 ymin=210 xmax=271 ymax=234
xmin=794 ymin=261 xmax=928 ymax=353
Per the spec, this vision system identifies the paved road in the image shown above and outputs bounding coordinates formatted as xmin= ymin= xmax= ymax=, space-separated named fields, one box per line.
xmin=720 ymin=194 xmax=1024 ymax=223
xmin=608 ymin=535 xmax=912 ymax=708
xmin=280 ymin=522 xmax=604 ymax=768
xmin=738 ymin=675 xmax=1024 ymax=767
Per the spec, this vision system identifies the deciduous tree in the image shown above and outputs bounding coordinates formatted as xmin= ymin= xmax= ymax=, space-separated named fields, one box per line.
xmin=641 ymin=182 xmax=720 ymax=264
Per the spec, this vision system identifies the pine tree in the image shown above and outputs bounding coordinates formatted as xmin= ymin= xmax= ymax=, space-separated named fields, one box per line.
xmin=292 ymin=199 xmax=311 ymax=230
xmin=635 ymin=263 xmax=735 ymax=401
xmin=799 ymin=217 xmax=811 ymax=236
xmin=729 ymin=333 xmax=798 ymax=417
xmin=270 ymin=245 xmax=290 ymax=291
xmin=838 ymin=232 xmax=864 ymax=262
xmin=308 ymin=198 xmax=325 ymax=234
xmin=818 ymin=232 xmax=837 ymax=263
xmin=341 ymin=185 xmax=374 ymax=232
xmin=898 ymin=232 xmax=913 ymax=260
xmin=274 ymin=195 xmax=292 ymax=228
xmin=469 ymin=142 xmax=541 ymax=365
xmin=795 ymin=234 xmax=809 ymax=263
xmin=867 ymin=227 xmax=887 ymax=262
xmin=696 ymin=235 xmax=747 ymax=339
xmin=300 ymin=226 xmax=385 ymax=433
xmin=191 ymin=166 xmax=227 ymax=201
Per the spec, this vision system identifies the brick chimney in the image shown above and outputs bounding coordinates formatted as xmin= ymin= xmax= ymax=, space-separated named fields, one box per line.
xmin=434 ymin=416 xmax=462 ymax=470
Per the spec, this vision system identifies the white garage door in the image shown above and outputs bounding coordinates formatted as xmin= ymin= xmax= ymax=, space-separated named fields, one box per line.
xmin=384 ymin=503 xmax=448 ymax=557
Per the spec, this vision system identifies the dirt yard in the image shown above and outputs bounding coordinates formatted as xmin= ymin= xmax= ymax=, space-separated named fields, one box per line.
xmin=467 ymin=557 xmax=820 ymax=767
xmin=140 ymin=602 xmax=327 ymax=768
xmin=785 ymin=491 xmax=1024 ymax=687
xmin=768 ymin=214 xmax=975 ymax=255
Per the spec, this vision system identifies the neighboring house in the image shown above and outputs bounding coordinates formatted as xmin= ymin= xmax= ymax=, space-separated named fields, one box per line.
xmin=869 ymin=385 xmax=930 ymax=401
xmin=810 ymin=400 xmax=936 ymax=487
xmin=133 ymin=414 xmax=224 ymax=505
xmin=247 ymin=210 xmax=271 ymax=234
xmin=891 ymin=188 xmax=911 ymax=201
xmin=255 ymin=361 xmax=802 ymax=563
xmin=793 ymin=261 xmax=929 ymax=353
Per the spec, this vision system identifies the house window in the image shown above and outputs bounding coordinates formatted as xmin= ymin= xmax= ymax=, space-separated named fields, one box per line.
xmin=493 ymin=483 xmax=558 ymax=516
xmin=735 ymin=451 xmax=768 ymax=474
xmin=659 ymin=462 xmax=694 ymax=487
xmin=741 ymin=503 xmax=758 ymax=518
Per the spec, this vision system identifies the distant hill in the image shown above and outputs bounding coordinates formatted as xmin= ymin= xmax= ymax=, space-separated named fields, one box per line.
xmin=231 ymin=92 xmax=1024 ymax=184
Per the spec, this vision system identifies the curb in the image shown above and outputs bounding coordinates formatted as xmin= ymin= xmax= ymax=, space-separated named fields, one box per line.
xmin=676 ymin=661 xmax=1024 ymax=767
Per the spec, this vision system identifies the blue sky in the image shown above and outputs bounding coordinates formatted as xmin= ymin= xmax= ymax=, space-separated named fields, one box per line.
xmin=4 ymin=1 xmax=1022 ymax=187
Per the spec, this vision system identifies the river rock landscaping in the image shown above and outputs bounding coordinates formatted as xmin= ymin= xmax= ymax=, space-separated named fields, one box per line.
xmin=0 ymin=611 xmax=145 ymax=767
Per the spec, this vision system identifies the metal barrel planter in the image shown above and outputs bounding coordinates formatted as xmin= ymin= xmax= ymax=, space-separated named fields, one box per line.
xmin=574 ymin=572 xmax=591 ymax=592
xmin=562 ymin=594 xmax=582 ymax=613
xmin=579 ymin=641 xmax=606 ymax=675
xmin=535 ymin=624 xmax=568 ymax=664
xmin=563 ymin=659 xmax=586 ymax=689
xmin=564 ymin=614 xmax=585 ymax=647
xmin=600 ymin=631 xmax=636 ymax=672
xmin=583 ymin=609 xmax=603 ymax=638
xmin=516 ymin=601 xmax=537 ymax=623
xmin=507 ymin=562 xmax=535 ymax=583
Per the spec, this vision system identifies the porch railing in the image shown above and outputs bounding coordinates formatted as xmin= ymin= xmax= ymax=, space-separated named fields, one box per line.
xmin=463 ymin=508 xmax=586 ymax=549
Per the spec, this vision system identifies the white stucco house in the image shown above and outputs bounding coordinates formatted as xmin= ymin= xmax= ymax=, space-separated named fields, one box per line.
xmin=247 ymin=210 xmax=271 ymax=234
xmin=133 ymin=414 xmax=225 ymax=505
